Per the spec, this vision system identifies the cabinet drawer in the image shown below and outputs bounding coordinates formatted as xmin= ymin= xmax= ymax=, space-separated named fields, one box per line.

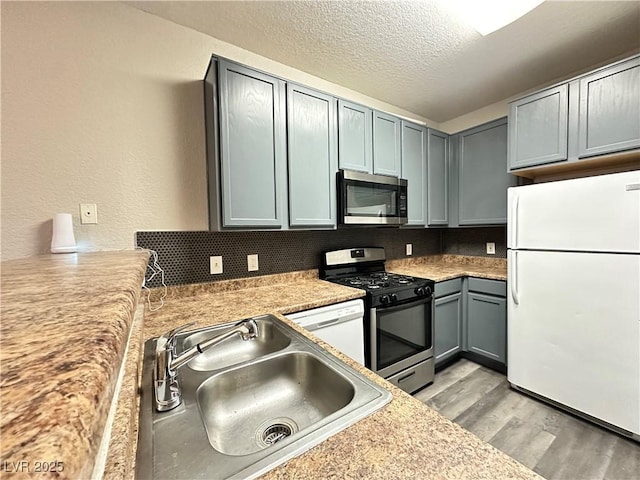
xmin=468 ymin=277 xmax=506 ymax=297
xmin=386 ymin=358 xmax=434 ymax=394
xmin=435 ymin=278 xmax=463 ymax=298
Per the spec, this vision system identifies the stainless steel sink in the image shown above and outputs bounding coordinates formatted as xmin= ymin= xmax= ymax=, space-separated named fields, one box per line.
xmin=197 ymin=352 xmax=355 ymax=456
xmin=182 ymin=317 xmax=291 ymax=371
xmin=136 ymin=314 xmax=391 ymax=480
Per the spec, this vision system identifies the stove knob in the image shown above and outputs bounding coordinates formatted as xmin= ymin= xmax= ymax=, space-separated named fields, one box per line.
xmin=415 ymin=287 xmax=425 ymax=296
xmin=389 ymin=293 xmax=398 ymax=303
xmin=380 ymin=295 xmax=390 ymax=305
xmin=424 ymin=286 xmax=432 ymax=296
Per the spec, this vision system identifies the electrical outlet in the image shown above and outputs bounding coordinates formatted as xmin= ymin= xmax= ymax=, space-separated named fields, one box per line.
xmin=247 ymin=254 xmax=259 ymax=272
xmin=79 ymin=203 xmax=98 ymax=224
xmin=406 ymin=243 xmax=413 ymax=256
xmin=210 ymin=256 xmax=223 ymax=274
xmin=486 ymin=242 xmax=496 ymax=255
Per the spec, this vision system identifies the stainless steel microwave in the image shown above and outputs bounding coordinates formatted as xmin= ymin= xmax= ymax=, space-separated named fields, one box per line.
xmin=338 ymin=170 xmax=408 ymax=225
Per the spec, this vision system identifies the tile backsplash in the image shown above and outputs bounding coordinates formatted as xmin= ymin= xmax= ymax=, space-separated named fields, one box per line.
xmin=137 ymin=228 xmax=441 ymax=287
xmin=441 ymin=227 xmax=507 ymax=257
xmin=137 ymin=226 xmax=506 ymax=287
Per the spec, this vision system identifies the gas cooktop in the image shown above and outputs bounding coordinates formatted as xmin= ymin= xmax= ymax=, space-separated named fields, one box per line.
xmin=332 ymin=272 xmax=423 ymax=291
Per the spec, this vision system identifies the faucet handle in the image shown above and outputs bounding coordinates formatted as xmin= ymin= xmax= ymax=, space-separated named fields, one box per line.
xmin=160 ymin=322 xmax=197 ymax=349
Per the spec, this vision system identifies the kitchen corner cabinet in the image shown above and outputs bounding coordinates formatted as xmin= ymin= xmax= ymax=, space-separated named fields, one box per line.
xmin=338 ymin=100 xmax=373 ymax=173
xmin=373 ymin=111 xmax=402 ymax=177
xmin=434 ymin=277 xmax=507 ymax=371
xmin=452 ymin=118 xmax=517 ymax=226
xmin=434 ymin=279 xmax=463 ymax=367
xmin=400 ymin=121 xmax=427 ymax=226
xmin=427 ymin=129 xmax=449 ymax=226
xmin=206 ymin=59 xmax=287 ymax=229
xmin=286 ymin=84 xmax=338 ymax=228
xmin=466 ymin=278 xmax=507 ymax=366
xmin=508 ymin=54 xmax=640 ymax=174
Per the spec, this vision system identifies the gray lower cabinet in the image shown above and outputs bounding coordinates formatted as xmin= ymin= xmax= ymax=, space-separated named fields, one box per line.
xmin=373 ymin=111 xmax=402 ymax=177
xmin=286 ymin=84 xmax=338 ymax=228
xmin=400 ymin=121 xmax=427 ymax=226
xmin=466 ymin=279 xmax=507 ymax=365
xmin=338 ymin=99 xmax=372 ymax=173
xmin=434 ymin=277 xmax=507 ymax=371
xmin=508 ymin=84 xmax=569 ymax=169
xmin=434 ymin=292 xmax=463 ymax=366
xmin=453 ymin=117 xmax=517 ymax=225
xmin=577 ymin=56 xmax=640 ymax=158
xmin=427 ymin=128 xmax=449 ymax=226
xmin=207 ymin=59 xmax=287 ymax=229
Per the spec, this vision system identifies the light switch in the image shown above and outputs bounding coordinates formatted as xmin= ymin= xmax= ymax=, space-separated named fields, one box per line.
xmin=406 ymin=244 xmax=413 ymax=256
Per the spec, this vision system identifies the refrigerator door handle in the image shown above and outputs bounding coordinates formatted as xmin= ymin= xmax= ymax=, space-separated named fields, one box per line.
xmin=509 ymin=250 xmax=519 ymax=305
xmin=510 ymin=194 xmax=520 ymax=248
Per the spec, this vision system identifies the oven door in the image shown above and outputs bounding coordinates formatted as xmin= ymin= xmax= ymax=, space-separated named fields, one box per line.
xmin=339 ymin=170 xmax=407 ymax=225
xmin=370 ymin=296 xmax=434 ymax=378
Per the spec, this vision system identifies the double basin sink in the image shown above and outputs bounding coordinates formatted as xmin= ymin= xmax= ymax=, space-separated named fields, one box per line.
xmin=136 ymin=314 xmax=392 ymax=479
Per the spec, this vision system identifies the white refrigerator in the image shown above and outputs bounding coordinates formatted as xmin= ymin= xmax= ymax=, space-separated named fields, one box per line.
xmin=507 ymin=170 xmax=640 ymax=440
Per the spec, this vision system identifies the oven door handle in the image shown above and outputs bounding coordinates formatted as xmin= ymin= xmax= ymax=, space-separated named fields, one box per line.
xmin=375 ymin=295 xmax=432 ymax=314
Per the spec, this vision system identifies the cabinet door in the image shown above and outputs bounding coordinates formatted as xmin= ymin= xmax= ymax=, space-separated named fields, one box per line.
xmin=400 ymin=121 xmax=427 ymax=226
xmin=435 ymin=292 xmax=462 ymax=366
xmin=578 ymin=56 xmax=640 ymax=158
xmin=467 ymin=292 xmax=506 ymax=364
xmin=373 ymin=111 xmax=401 ymax=177
xmin=427 ymin=129 xmax=449 ymax=225
xmin=338 ymin=100 xmax=372 ymax=173
xmin=458 ymin=118 xmax=517 ymax=225
xmin=287 ymin=84 xmax=338 ymax=228
xmin=218 ymin=60 xmax=286 ymax=228
xmin=508 ymin=85 xmax=569 ymax=170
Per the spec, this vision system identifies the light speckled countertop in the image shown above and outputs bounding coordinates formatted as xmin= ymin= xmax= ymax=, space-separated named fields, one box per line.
xmin=0 ymin=250 xmax=149 ymax=479
xmin=387 ymin=254 xmax=507 ymax=282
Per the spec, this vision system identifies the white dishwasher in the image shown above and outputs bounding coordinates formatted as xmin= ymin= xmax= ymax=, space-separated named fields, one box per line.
xmin=285 ymin=299 xmax=365 ymax=366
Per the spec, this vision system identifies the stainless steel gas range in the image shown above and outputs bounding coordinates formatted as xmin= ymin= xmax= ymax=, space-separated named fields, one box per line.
xmin=321 ymin=247 xmax=435 ymax=393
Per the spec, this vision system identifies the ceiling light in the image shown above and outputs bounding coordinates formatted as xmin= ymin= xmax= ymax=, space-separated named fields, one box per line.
xmin=447 ymin=0 xmax=545 ymax=36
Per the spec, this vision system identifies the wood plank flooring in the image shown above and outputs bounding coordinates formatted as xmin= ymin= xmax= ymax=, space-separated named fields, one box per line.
xmin=415 ymin=359 xmax=640 ymax=480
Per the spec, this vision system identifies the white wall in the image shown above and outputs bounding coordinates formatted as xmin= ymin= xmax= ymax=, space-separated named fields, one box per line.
xmin=1 ymin=2 xmax=430 ymax=260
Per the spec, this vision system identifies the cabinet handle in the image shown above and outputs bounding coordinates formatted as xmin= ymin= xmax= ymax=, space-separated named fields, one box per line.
xmin=397 ymin=371 xmax=416 ymax=383
xmin=473 ymin=297 xmax=501 ymax=306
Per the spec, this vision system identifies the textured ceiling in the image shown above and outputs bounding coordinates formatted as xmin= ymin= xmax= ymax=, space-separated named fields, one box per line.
xmin=126 ymin=1 xmax=640 ymax=123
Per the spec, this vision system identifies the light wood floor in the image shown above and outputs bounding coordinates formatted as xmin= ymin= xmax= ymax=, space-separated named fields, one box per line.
xmin=415 ymin=359 xmax=640 ymax=480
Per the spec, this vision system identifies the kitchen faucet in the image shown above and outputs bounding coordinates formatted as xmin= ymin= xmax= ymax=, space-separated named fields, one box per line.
xmin=154 ymin=319 xmax=259 ymax=411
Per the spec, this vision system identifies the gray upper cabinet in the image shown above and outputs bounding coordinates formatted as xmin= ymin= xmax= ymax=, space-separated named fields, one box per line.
xmin=373 ymin=111 xmax=402 ymax=177
xmin=577 ymin=56 xmax=640 ymax=158
xmin=508 ymin=54 xmax=640 ymax=174
xmin=338 ymin=100 xmax=373 ymax=173
xmin=456 ymin=118 xmax=517 ymax=225
xmin=286 ymin=84 xmax=338 ymax=228
xmin=427 ymin=129 xmax=449 ymax=226
xmin=508 ymin=85 xmax=569 ymax=170
xmin=214 ymin=60 xmax=287 ymax=228
xmin=400 ymin=121 xmax=427 ymax=226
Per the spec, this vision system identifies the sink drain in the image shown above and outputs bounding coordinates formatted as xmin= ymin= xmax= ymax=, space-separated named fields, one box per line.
xmin=256 ymin=418 xmax=298 ymax=448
